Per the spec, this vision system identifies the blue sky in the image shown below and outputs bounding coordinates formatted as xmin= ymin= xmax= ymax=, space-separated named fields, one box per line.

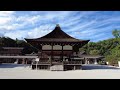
xmin=0 ymin=11 xmax=120 ymax=42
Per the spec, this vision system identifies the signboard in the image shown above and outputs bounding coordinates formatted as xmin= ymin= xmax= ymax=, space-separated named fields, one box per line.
xmin=118 ymin=61 xmax=120 ymax=67
xmin=35 ymin=58 xmax=39 ymax=70
xmin=35 ymin=58 xmax=39 ymax=61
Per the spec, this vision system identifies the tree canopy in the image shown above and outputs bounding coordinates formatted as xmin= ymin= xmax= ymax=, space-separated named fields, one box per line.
xmin=79 ymin=29 xmax=120 ymax=65
xmin=112 ymin=29 xmax=120 ymax=38
xmin=0 ymin=37 xmax=38 ymax=54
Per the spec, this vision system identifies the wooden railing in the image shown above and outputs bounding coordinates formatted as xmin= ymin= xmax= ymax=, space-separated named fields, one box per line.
xmin=32 ymin=61 xmax=82 ymax=65
xmin=63 ymin=61 xmax=82 ymax=65
xmin=32 ymin=61 xmax=50 ymax=64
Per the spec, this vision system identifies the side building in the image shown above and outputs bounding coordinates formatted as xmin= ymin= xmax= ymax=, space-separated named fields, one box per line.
xmin=0 ymin=47 xmax=23 ymax=63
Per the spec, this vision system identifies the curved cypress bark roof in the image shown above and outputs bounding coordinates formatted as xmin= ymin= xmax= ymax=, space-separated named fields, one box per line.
xmin=25 ymin=24 xmax=90 ymax=44
xmin=40 ymin=24 xmax=75 ymax=39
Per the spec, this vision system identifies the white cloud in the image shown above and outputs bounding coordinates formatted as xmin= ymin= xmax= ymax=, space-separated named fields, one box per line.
xmin=16 ymin=15 xmax=41 ymax=25
xmin=0 ymin=11 xmax=15 ymax=25
xmin=1 ymin=11 xmax=120 ymax=42
xmin=93 ymin=36 xmax=111 ymax=42
xmin=0 ymin=17 xmax=12 ymax=25
xmin=4 ymin=30 xmax=27 ymax=39
xmin=27 ymin=25 xmax=52 ymax=39
xmin=4 ymin=24 xmax=53 ymax=40
xmin=0 ymin=13 xmax=41 ymax=30
xmin=0 ymin=11 xmax=15 ymax=16
xmin=0 ymin=11 xmax=15 ymax=29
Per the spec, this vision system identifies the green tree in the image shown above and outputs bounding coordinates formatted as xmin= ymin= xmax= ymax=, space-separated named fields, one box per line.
xmin=73 ymin=45 xmax=80 ymax=53
xmin=105 ymin=45 xmax=120 ymax=65
xmin=112 ymin=29 xmax=120 ymax=38
xmin=2 ymin=37 xmax=16 ymax=47
xmin=89 ymin=49 xmax=100 ymax=55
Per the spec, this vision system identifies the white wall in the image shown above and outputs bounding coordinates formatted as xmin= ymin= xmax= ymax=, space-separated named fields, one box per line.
xmin=42 ymin=45 xmax=51 ymax=50
xmin=42 ymin=45 xmax=72 ymax=50
xmin=53 ymin=45 xmax=62 ymax=50
xmin=63 ymin=45 xmax=72 ymax=50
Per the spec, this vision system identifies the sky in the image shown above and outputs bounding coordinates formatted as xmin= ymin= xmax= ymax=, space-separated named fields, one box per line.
xmin=0 ymin=11 xmax=120 ymax=42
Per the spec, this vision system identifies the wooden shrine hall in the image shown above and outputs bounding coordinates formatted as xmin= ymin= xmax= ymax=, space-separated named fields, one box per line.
xmin=25 ymin=24 xmax=90 ymax=71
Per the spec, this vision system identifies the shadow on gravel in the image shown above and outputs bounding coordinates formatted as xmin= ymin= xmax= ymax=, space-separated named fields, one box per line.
xmin=0 ymin=63 xmax=30 ymax=68
xmin=82 ymin=64 xmax=120 ymax=70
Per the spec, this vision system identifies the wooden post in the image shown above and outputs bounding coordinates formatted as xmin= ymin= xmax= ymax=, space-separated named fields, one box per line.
xmin=36 ymin=61 xmax=37 ymax=70
xmin=35 ymin=58 xmax=39 ymax=70
xmin=72 ymin=45 xmax=74 ymax=56
xmin=61 ymin=45 xmax=64 ymax=62
xmin=87 ymin=42 xmax=89 ymax=55
xmin=74 ymin=66 xmax=76 ymax=70
xmin=25 ymin=59 xmax=27 ymax=64
xmin=41 ymin=45 xmax=43 ymax=58
xmin=22 ymin=58 xmax=25 ymax=64
xmin=87 ymin=60 xmax=89 ymax=64
xmin=62 ymin=60 xmax=64 ymax=71
xmin=85 ymin=58 xmax=88 ymax=64
xmin=51 ymin=44 xmax=53 ymax=66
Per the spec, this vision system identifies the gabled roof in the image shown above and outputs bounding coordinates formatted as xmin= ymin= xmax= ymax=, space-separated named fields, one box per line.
xmin=40 ymin=24 xmax=75 ymax=39
xmin=25 ymin=24 xmax=90 ymax=44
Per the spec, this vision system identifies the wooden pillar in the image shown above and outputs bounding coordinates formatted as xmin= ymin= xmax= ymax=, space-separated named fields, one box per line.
xmin=72 ymin=45 xmax=74 ymax=55
xmin=36 ymin=61 xmax=38 ymax=70
xmin=74 ymin=66 xmax=76 ymax=70
xmin=85 ymin=58 xmax=87 ymax=64
xmin=40 ymin=44 xmax=43 ymax=58
xmin=61 ymin=45 xmax=64 ymax=61
xmin=25 ymin=59 xmax=27 ymax=64
xmin=87 ymin=42 xmax=89 ymax=55
xmin=22 ymin=58 xmax=25 ymax=64
xmin=51 ymin=44 xmax=53 ymax=65
xmin=87 ymin=59 xmax=89 ymax=64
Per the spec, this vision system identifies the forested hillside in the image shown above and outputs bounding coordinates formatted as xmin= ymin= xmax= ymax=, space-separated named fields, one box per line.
xmin=0 ymin=37 xmax=38 ymax=54
xmin=80 ymin=29 xmax=120 ymax=65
